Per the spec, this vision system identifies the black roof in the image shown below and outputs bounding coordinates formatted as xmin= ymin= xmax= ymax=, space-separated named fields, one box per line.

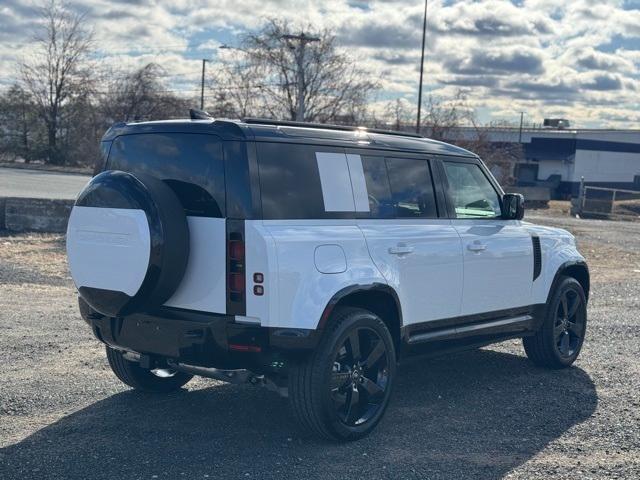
xmin=102 ymin=118 xmax=476 ymax=157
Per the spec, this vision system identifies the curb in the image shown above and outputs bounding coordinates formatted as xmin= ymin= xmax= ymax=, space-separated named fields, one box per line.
xmin=0 ymin=197 xmax=74 ymax=233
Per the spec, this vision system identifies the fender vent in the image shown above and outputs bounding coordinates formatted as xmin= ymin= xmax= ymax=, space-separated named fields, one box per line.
xmin=532 ymin=236 xmax=542 ymax=281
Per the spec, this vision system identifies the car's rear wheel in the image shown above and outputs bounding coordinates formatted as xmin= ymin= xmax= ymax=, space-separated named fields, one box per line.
xmin=523 ymin=276 xmax=587 ymax=369
xmin=106 ymin=347 xmax=193 ymax=393
xmin=288 ymin=307 xmax=396 ymax=441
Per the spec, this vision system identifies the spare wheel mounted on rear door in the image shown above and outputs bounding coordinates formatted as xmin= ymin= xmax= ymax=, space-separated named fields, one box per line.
xmin=66 ymin=170 xmax=190 ymax=317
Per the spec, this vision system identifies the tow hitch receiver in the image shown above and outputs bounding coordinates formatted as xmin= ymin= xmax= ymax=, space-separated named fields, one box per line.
xmin=166 ymin=360 xmax=288 ymax=398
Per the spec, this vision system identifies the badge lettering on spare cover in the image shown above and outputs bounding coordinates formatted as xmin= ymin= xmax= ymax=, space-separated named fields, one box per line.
xmin=76 ymin=230 xmax=132 ymax=246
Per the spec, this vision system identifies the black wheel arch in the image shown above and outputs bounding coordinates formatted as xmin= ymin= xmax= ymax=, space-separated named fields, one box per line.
xmin=549 ymin=260 xmax=590 ymax=303
xmin=318 ymin=283 xmax=403 ymax=354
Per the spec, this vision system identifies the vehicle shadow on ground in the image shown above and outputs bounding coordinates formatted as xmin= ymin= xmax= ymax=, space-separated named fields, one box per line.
xmin=0 ymin=349 xmax=597 ymax=480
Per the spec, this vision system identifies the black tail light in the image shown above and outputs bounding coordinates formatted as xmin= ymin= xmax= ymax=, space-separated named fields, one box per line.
xmin=226 ymin=220 xmax=246 ymax=315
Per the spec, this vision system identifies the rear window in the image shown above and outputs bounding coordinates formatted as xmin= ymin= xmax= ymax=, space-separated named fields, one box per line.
xmin=385 ymin=157 xmax=438 ymax=218
xmin=108 ymin=133 xmax=225 ymax=217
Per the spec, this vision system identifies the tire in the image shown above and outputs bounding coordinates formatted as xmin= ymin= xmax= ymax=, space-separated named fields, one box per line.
xmin=523 ymin=276 xmax=587 ymax=369
xmin=106 ymin=347 xmax=193 ymax=393
xmin=288 ymin=307 xmax=396 ymax=441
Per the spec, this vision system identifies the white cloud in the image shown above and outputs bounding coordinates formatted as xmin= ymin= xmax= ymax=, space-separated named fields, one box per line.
xmin=1 ymin=0 xmax=639 ymax=128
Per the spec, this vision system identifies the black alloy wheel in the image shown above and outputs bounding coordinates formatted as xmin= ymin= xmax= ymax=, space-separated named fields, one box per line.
xmin=523 ymin=276 xmax=588 ymax=369
xmin=554 ymin=287 xmax=585 ymax=358
xmin=330 ymin=327 xmax=390 ymax=427
xmin=288 ymin=307 xmax=396 ymax=441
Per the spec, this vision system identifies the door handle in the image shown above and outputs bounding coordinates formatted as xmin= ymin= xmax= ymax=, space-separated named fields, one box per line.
xmin=389 ymin=244 xmax=414 ymax=256
xmin=467 ymin=242 xmax=487 ymax=253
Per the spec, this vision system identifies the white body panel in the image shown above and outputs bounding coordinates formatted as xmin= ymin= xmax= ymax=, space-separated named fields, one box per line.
xmin=358 ymin=219 xmax=463 ymax=324
xmin=164 ymin=217 xmax=226 ymax=313
xmin=452 ymin=220 xmax=534 ymax=315
xmin=260 ymin=220 xmax=386 ymax=330
xmin=244 ymin=220 xmax=280 ymax=326
xmin=66 ymin=206 xmax=150 ymax=296
xmin=524 ymin=223 xmax=585 ymax=305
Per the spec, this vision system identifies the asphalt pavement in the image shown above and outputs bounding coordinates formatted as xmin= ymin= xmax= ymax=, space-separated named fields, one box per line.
xmin=0 ymin=168 xmax=90 ymax=200
xmin=0 ymin=211 xmax=639 ymax=479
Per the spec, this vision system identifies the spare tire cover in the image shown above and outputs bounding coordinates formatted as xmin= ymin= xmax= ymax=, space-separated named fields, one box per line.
xmin=67 ymin=170 xmax=190 ymax=317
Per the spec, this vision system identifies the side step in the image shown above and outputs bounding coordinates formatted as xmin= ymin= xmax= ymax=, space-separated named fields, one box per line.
xmin=407 ymin=315 xmax=534 ymax=345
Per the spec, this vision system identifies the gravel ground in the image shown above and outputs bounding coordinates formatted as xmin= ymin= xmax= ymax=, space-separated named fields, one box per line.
xmin=0 ymin=211 xmax=639 ymax=479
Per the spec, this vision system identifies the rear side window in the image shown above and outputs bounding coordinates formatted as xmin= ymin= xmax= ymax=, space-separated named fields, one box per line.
xmin=257 ymin=143 xmax=353 ymax=220
xmin=108 ymin=133 xmax=225 ymax=217
xmin=360 ymin=156 xmax=394 ymax=218
xmin=385 ymin=157 xmax=438 ymax=218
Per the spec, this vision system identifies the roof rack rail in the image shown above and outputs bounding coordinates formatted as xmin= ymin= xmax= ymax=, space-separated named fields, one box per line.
xmin=242 ymin=117 xmax=423 ymax=138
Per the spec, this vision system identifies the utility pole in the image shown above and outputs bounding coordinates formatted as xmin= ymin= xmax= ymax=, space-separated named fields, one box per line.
xmin=200 ymin=59 xmax=208 ymax=110
xmin=518 ymin=111 xmax=525 ymax=143
xmin=416 ymin=0 xmax=428 ymax=134
xmin=282 ymin=32 xmax=320 ymax=122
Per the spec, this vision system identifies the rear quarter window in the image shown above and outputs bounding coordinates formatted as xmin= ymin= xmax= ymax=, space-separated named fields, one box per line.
xmin=108 ymin=133 xmax=225 ymax=217
xmin=257 ymin=143 xmax=353 ymax=220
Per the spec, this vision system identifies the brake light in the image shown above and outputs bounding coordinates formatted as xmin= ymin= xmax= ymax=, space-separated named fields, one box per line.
xmin=229 ymin=273 xmax=244 ymax=292
xmin=229 ymin=240 xmax=245 ymax=261
xmin=229 ymin=344 xmax=262 ymax=353
xmin=228 ymin=234 xmax=245 ymax=302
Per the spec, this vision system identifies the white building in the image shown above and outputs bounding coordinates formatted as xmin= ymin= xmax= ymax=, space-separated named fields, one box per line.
xmin=443 ymin=124 xmax=640 ymax=198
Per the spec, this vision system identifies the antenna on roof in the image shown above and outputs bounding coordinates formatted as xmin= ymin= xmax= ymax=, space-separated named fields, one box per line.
xmin=190 ymin=109 xmax=212 ymax=120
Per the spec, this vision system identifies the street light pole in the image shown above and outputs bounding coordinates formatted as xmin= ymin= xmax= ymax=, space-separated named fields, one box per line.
xmin=282 ymin=32 xmax=320 ymax=122
xmin=200 ymin=59 xmax=208 ymax=110
xmin=416 ymin=0 xmax=428 ymax=134
xmin=518 ymin=111 xmax=525 ymax=143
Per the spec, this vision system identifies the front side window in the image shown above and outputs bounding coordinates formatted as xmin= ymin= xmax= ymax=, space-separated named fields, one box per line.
xmin=443 ymin=162 xmax=502 ymax=219
xmin=385 ymin=157 xmax=438 ymax=218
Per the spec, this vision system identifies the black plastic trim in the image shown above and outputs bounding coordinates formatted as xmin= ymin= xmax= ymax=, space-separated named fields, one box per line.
xmin=318 ymin=283 xmax=403 ymax=329
xmin=532 ymin=236 xmax=542 ymax=281
xmin=402 ymin=305 xmax=541 ymax=343
xmin=550 ymin=260 xmax=590 ymax=302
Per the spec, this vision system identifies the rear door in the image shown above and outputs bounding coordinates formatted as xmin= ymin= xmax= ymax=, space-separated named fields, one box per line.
xmin=353 ymin=152 xmax=463 ymax=326
xmin=439 ymin=158 xmax=533 ymax=316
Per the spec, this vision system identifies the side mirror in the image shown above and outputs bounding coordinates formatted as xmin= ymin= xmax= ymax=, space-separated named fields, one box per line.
xmin=503 ymin=193 xmax=525 ymax=220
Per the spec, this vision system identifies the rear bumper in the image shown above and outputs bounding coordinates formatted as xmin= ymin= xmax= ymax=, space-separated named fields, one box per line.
xmin=81 ymin=301 xmax=321 ymax=370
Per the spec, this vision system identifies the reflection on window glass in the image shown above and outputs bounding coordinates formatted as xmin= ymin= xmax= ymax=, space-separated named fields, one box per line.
xmin=108 ymin=133 xmax=225 ymax=217
xmin=386 ymin=158 xmax=437 ymax=218
xmin=361 ymin=156 xmax=394 ymax=218
xmin=443 ymin=162 xmax=501 ymax=219
xmin=258 ymin=143 xmax=352 ymax=219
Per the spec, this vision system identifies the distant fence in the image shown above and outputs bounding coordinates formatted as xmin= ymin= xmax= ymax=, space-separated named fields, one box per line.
xmin=572 ymin=183 xmax=640 ymax=219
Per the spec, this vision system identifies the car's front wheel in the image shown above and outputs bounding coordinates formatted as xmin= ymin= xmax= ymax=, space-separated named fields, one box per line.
xmin=288 ymin=307 xmax=396 ymax=441
xmin=106 ymin=347 xmax=193 ymax=393
xmin=523 ymin=276 xmax=587 ymax=369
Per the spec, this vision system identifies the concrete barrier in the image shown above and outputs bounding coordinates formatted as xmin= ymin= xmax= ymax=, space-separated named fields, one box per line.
xmin=1 ymin=197 xmax=74 ymax=233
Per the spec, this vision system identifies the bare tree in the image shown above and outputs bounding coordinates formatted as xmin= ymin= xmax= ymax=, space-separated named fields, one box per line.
xmin=100 ymin=63 xmax=190 ymax=123
xmin=215 ymin=19 xmax=377 ymax=123
xmin=208 ymin=53 xmax=265 ymax=118
xmin=20 ymin=0 xmax=93 ymax=164
xmin=383 ymin=98 xmax=414 ymax=132
xmin=0 ymin=85 xmax=42 ymax=162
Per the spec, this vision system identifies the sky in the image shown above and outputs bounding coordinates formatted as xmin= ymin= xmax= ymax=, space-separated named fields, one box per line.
xmin=1 ymin=0 xmax=640 ymax=129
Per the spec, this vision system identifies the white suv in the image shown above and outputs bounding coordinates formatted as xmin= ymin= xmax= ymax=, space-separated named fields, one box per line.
xmin=66 ymin=116 xmax=589 ymax=441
